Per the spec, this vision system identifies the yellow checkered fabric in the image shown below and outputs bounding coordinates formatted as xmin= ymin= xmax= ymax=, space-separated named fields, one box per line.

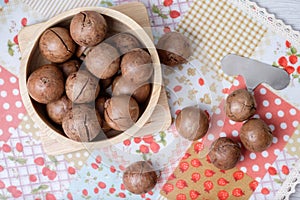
xmin=177 ymin=0 xmax=267 ymax=82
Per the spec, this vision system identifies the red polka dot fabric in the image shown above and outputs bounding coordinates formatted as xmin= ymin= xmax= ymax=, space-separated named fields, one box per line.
xmin=211 ymin=76 xmax=300 ymax=179
xmin=0 ymin=66 xmax=26 ymax=142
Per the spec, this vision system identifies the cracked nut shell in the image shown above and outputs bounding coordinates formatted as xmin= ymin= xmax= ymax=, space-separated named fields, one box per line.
xmin=65 ymin=70 xmax=100 ymax=104
xmin=62 ymin=104 xmax=102 ymax=142
xmin=27 ymin=64 xmax=64 ymax=104
xmin=70 ymin=11 xmax=107 ymax=47
xmin=225 ymin=89 xmax=256 ymax=122
xmin=46 ymin=95 xmax=72 ymax=125
xmin=121 ymin=48 xmax=153 ymax=84
xmin=240 ymin=118 xmax=273 ymax=152
xmin=156 ymin=31 xmax=191 ymax=66
xmin=175 ymin=106 xmax=209 ymax=141
xmin=123 ymin=161 xmax=158 ymax=194
xmin=112 ymin=75 xmax=150 ymax=104
xmin=39 ymin=27 xmax=76 ymax=63
xmin=104 ymin=95 xmax=139 ymax=131
xmin=208 ymin=137 xmax=241 ymax=170
xmin=85 ymin=43 xmax=120 ymax=79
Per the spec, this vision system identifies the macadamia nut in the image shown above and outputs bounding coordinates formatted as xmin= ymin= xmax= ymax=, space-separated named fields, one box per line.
xmin=225 ymin=89 xmax=256 ymax=122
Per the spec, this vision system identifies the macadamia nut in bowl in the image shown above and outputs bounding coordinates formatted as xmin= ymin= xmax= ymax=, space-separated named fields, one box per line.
xmin=19 ymin=6 xmax=162 ymax=154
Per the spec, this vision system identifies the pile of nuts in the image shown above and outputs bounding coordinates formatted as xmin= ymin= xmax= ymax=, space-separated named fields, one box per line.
xmin=175 ymin=88 xmax=273 ymax=170
xmin=26 ymin=11 xmax=154 ymax=142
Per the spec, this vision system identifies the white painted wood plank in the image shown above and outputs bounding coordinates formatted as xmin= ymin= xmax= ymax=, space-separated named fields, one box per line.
xmin=252 ymin=0 xmax=300 ymax=31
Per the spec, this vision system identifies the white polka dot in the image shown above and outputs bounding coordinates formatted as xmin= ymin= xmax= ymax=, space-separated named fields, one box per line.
xmin=272 ymin=137 xmax=278 ymax=144
xmin=291 ymin=147 xmax=296 ymax=152
xmin=240 ymin=167 xmax=247 ymax=173
xmin=0 ymin=129 xmax=2 ymax=136
xmin=274 ymin=149 xmax=280 ymax=156
xmin=252 ymin=165 xmax=259 ymax=172
xmin=283 ymin=135 xmax=290 ymax=142
xmin=15 ymin=101 xmax=22 ymax=108
xmin=0 ymin=79 xmax=4 ymax=85
xmin=67 ymin=154 xmax=73 ymax=158
xmin=6 ymin=115 xmax=13 ymax=122
xmin=215 ymin=108 xmax=221 ymax=114
xmin=12 ymin=89 xmax=19 ymax=96
xmin=219 ymin=132 xmax=226 ymax=137
xmin=25 ymin=124 xmax=30 ymax=129
xmin=293 ymin=121 xmax=299 ymax=128
xmin=75 ymin=152 xmax=81 ymax=158
xmin=78 ymin=161 xmax=83 ymax=166
xmin=8 ymin=127 xmax=14 ymax=133
xmin=264 ymin=163 xmax=271 ymax=169
xmin=18 ymin=113 xmax=24 ymax=119
xmin=250 ymin=153 xmax=257 ymax=160
xmin=280 ymin=123 xmax=287 ymax=130
xmin=10 ymin=77 xmax=16 ymax=83
xmin=265 ymin=112 xmax=272 ymax=119
xmin=1 ymin=91 xmax=7 ymax=97
xmin=217 ymin=120 xmax=224 ymax=127
xmin=260 ymin=88 xmax=267 ymax=95
xmin=289 ymin=108 xmax=297 ymax=116
xmin=261 ymin=151 xmax=269 ymax=158
xmin=208 ymin=134 xmax=215 ymax=141
xmin=289 ymin=138 xmax=294 ymax=144
xmin=3 ymin=103 xmax=10 ymax=110
xmin=84 ymin=151 xmax=89 ymax=157
xmin=255 ymin=177 xmax=261 ymax=182
xmin=274 ymin=98 xmax=282 ymax=105
xmin=263 ymin=100 xmax=269 ymax=107
xmin=229 ymin=120 xmax=236 ymax=125
xmin=268 ymin=125 xmax=275 ymax=132
xmin=240 ymin=155 xmax=245 ymax=161
xmin=233 ymin=80 xmax=240 ymax=86
xmin=277 ymin=110 xmax=284 ymax=118
xmin=253 ymin=114 xmax=260 ymax=118
xmin=232 ymin=130 xmax=239 ymax=137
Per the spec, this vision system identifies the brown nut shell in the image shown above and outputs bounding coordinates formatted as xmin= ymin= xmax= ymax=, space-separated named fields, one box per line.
xmin=62 ymin=104 xmax=102 ymax=142
xmin=85 ymin=43 xmax=120 ymax=79
xmin=240 ymin=118 xmax=273 ymax=152
xmin=39 ymin=27 xmax=76 ymax=63
xmin=65 ymin=70 xmax=100 ymax=103
xmin=156 ymin=32 xmax=191 ymax=66
xmin=175 ymin=106 xmax=209 ymax=141
xmin=27 ymin=64 xmax=64 ymax=104
xmin=70 ymin=11 xmax=107 ymax=47
xmin=104 ymin=95 xmax=139 ymax=131
xmin=46 ymin=95 xmax=72 ymax=124
xmin=112 ymin=75 xmax=150 ymax=104
xmin=59 ymin=59 xmax=80 ymax=78
xmin=225 ymin=89 xmax=256 ymax=122
xmin=208 ymin=137 xmax=241 ymax=170
xmin=110 ymin=33 xmax=141 ymax=55
xmin=121 ymin=48 xmax=153 ymax=84
xmin=123 ymin=161 xmax=158 ymax=194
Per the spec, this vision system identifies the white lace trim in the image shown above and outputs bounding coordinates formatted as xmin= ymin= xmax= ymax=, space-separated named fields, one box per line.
xmin=228 ymin=0 xmax=300 ymax=47
xmin=274 ymin=159 xmax=300 ymax=200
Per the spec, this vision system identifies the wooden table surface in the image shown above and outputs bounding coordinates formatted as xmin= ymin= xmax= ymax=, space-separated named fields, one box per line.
xmin=252 ymin=0 xmax=300 ymax=198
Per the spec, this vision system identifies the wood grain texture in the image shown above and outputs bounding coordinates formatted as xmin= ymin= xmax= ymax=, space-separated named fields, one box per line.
xmin=19 ymin=3 xmax=171 ymax=155
xmin=252 ymin=0 xmax=300 ymax=31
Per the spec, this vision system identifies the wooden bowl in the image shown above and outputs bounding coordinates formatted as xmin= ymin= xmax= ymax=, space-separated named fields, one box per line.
xmin=19 ymin=6 xmax=162 ymax=154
